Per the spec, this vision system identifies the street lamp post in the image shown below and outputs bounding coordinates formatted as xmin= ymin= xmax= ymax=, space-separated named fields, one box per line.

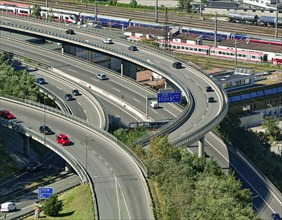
xmin=43 ymin=96 xmax=46 ymax=145
xmin=234 ymin=39 xmax=238 ymax=68
xmin=85 ymin=134 xmax=89 ymax=173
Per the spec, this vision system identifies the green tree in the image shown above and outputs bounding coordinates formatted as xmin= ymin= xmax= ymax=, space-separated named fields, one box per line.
xmin=262 ymin=117 xmax=281 ymax=142
xmin=178 ymin=0 xmax=191 ymax=12
xmin=32 ymin=4 xmax=41 ymax=17
xmin=42 ymin=194 xmax=63 ymax=216
xmin=129 ymin=0 xmax=138 ymax=8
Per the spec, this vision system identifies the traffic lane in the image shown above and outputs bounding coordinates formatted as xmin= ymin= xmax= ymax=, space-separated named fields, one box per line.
xmin=1 ymin=39 xmax=178 ymax=122
xmin=2 ymin=101 xmax=151 ymax=220
xmin=0 ymin=174 xmax=80 ymax=220
xmin=205 ymin=132 xmax=280 ymax=219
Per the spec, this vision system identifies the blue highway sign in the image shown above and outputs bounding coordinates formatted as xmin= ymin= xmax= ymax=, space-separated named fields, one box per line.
xmin=38 ymin=187 xmax=54 ymax=199
xmin=157 ymin=90 xmax=182 ymax=103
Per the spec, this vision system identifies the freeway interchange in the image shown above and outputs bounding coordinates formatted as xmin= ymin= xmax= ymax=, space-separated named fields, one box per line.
xmin=0 ymin=14 xmax=281 ymax=219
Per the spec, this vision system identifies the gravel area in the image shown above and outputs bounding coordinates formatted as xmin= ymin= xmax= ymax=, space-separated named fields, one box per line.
xmin=118 ymin=0 xmax=179 ymax=7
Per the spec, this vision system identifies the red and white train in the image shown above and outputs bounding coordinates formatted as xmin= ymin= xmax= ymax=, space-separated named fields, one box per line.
xmin=156 ymin=40 xmax=282 ymax=65
xmin=0 ymin=1 xmax=77 ymax=23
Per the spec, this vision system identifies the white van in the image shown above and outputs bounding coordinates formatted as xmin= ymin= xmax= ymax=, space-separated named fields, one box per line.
xmin=1 ymin=202 xmax=16 ymax=212
xmin=150 ymin=101 xmax=160 ymax=109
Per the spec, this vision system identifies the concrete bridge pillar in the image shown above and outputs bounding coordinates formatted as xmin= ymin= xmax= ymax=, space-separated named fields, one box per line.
xmin=121 ymin=61 xmax=124 ymax=77
xmin=65 ymin=162 xmax=73 ymax=172
xmin=61 ymin=46 xmax=64 ymax=55
xmin=23 ymin=134 xmax=31 ymax=157
xmin=198 ymin=136 xmax=205 ymax=158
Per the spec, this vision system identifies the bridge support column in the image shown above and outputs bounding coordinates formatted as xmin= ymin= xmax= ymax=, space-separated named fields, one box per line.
xmin=198 ymin=136 xmax=205 ymax=158
xmin=23 ymin=134 xmax=31 ymax=157
xmin=65 ymin=162 xmax=72 ymax=173
xmin=120 ymin=61 xmax=124 ymax=77
xmin=61 ymin=46 xmax=64 ymax=55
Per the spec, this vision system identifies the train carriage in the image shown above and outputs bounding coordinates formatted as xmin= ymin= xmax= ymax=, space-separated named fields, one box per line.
xmin=210 ymin=47 xmax=264 ymax=62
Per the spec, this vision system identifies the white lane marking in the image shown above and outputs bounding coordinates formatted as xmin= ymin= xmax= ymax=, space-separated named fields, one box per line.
xmin=66 ymin=68 xmax=76 ymax=73
xmin=133 ymin=98 xmax=141 ymax=103
xmin=163 ymin=108 xmax=178 ymax=117
xmin=40 ymin=59 xmax=50 ymax=63
xmin=91 ymin=77 xmax=96 ymax=81
xmin=69 ymin=179 xmax=79 ymax=184
xmin=206 ymin=139 xmax=275 ymax=212
xmin=105 ymin=162 xmax=108 ymax=166
xmin=14 ymin=50 xmax=24 ymax=55
xmin=113 ymin=87 xmax=121 ymax=92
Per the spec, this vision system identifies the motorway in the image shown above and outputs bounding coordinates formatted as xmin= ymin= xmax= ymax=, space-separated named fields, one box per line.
xmin=1 ymin=14 xmax=281 ymax=220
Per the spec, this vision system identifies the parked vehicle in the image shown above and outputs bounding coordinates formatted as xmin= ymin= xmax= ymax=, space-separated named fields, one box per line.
xmin=0 ymin=202 xmax=16 ymax=212
xmin=271 ymin=213 xmax=281 ymax=220
xmin=56 ymin=133 xmax=71 ymax=146
xmin=0 ymin=110 xmax=15 ymax=120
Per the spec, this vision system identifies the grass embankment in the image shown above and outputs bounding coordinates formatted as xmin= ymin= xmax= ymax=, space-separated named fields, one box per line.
xmin=178 ymin=54 xmax=282 ymax=73
xmin=0 ymin=137 xmax=19 ymax=179
xmin=25 ymin=183 xmax=95 ymax=220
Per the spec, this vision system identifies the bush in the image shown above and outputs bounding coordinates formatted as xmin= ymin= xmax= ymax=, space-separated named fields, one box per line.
xmin=42 ymin=194 xmax=63 ymax=216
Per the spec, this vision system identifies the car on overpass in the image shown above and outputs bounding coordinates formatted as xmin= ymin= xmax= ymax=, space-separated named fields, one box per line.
xmin=0 ymin=110 xmax=15 ymax=120
xmin=56 ymin=133 xmax=71 ymax=146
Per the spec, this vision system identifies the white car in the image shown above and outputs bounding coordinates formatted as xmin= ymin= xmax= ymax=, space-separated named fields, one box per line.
xmin=1 ymin=202 xmax=16 ymax=212
xmin=102 ymin=38 xmax=113 ymax=44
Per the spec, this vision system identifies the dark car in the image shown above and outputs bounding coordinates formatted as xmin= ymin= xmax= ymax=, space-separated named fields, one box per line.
xmin=128 ymin=45 xmax=138 ymax=51
xmin=66 ymin=29 xmax=75 ymax=35
xmin=208 ymin=97 xmax=215 ymax=103
xmin=39 ymin=125 xmax=53 ymax=135
xmin=36 ymin=78 xmax=46 ymax=84
xmin=0 ymin=110 xmax=15 ymax=120
xmin=206 ymin=86 xmax=213 ymax=92
xmin=272 ymin=213 xmax=281 ymax=220
xmin=72 ymin=89 xmax=80 ymax=96
xmin=172 ymin=61 xmax=182 ymax=69
xmin=27 ymin=161 xmax=40 ymax=172
xmin=65 ymin=94 xmax=74 ymax=101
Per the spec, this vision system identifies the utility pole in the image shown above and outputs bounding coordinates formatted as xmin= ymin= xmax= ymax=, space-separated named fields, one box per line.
xmin=155 ymin=0 xmax=158 ymax=23
xmin=164 ymin=7 xmax=169 ymax=50
xmin=95 ymin=0 xmax=98 ymax=24
xmin=214 ymin=12 xmax=217 ymax=47
xmin=234 ymin=40 xmax=238 ymax=68
xmin=275 ymin=1 xmax=278 ymax=38
xmin=200 ymin=1 xmax=203 ymax=20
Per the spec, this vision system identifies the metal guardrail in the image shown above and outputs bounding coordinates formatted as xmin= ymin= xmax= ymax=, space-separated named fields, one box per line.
xmin=0 ymin=12 xmax=229 ymax=145
xmin=0 ymin=95 xmax=148 ymax=176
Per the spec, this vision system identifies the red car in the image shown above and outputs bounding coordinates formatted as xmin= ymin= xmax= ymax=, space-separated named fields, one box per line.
xmin=56 ymin=133 xmax=71 ymax=146
xmin=0 ymin=110 xmax=15 ymax=120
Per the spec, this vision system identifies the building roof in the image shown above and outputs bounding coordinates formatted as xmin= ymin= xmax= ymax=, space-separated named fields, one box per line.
xmin=175 ymin=33 xmax=202 ymax=41
xmin=124 ymin=26 xmax=168 ymax=36
xmin=219 ymin=39 xmax=282 ymax=53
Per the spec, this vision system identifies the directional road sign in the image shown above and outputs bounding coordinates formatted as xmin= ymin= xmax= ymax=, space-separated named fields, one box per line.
xmin=157 ymin=90 xmax=182 ymax=103
xmin=38 ymin=187 xmax=54 ymax=199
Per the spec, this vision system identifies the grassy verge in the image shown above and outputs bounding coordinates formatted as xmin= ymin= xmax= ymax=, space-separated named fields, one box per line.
xmin=0 ymin=137 xmax=19 ymax=179
xmin=25 ymin=183 xmax=95 ymax=220
xmin=177 ymin=53 xmax=282 ymax=73
xmin=147 ymin=178 xmax=166 ymax=220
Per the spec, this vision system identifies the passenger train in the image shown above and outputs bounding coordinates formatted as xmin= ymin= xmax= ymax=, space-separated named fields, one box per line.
xmin=158 ymin=40 xmax=282 ymax=65
xmin=1 ymin=2 xmax=281 ymax=48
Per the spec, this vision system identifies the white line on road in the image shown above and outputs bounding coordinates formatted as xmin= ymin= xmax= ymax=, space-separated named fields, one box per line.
xmin=66 ymin=68 xmax=76 ymax=73
xmin=113 ymin=87 xmax=121 ymax=92
xmin=133 ymin=98 xmax=141 ymax=103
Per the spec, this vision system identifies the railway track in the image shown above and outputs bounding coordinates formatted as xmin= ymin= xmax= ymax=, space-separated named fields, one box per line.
xmin=6 ymin=0 xmax=282 ymax=38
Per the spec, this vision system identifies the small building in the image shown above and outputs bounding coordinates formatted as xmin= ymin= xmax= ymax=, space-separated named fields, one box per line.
xmin=211 ymin=67 xmax=255 ymax=91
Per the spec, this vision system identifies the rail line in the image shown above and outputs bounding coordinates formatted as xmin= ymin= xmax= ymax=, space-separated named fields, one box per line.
xmin=5 ymin=0 xmax=281 ymax=38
